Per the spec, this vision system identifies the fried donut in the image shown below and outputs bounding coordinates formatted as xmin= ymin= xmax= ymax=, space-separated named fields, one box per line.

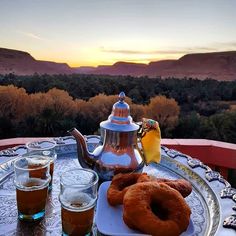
xmin=137 ymin=175 xmax=192 ymax=198
xmin=107 ymin=173 xmax=146 ymax=206
xmin=123 ymin=182 xmax=191 ymax=236
xmin=107 ymin=173 xmax=192 ymax=206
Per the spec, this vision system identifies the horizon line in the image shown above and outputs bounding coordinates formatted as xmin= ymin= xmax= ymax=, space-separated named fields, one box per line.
xmin=1 ymin=46 xmax=236 ymax=68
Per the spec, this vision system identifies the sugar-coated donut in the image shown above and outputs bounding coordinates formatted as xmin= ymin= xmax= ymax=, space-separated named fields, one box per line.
xmin=123 ymin=182 xmax=191 ymax=236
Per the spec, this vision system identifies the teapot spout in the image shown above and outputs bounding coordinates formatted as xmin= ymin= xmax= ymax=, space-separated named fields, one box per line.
xmin=68 ymin=128 xmax=95 ymax=169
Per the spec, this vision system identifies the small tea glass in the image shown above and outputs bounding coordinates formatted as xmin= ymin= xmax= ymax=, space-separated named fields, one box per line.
xmin=59 ymin=168 xmax=99 ymax=236
xmin=26 ymin=140 xmax=57 ymax=190
xmin=14 ymin=156 xmax=51 ymax=221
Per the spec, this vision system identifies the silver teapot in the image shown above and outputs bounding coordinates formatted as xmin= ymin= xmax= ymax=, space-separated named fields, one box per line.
xmin=69 ymin=92 xmax=144 ymax=181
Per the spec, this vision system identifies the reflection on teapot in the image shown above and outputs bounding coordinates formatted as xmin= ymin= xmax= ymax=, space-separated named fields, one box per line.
xmin=69 ymin=92 xmax=157 ymax=181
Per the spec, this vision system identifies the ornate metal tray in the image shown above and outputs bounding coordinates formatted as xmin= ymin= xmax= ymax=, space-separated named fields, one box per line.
xmin=0 ymin=136 xmax=235 ymax=236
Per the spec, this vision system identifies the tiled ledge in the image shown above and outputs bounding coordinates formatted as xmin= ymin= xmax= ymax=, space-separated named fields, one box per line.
xmin=162 ymin=139 xmax=236 ymax=169
xmin=162 ymin=139 xmax=236 ymax=180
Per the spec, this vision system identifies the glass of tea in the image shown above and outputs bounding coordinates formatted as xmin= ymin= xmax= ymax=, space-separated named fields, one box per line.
xmin=14 ymin=156 xmax=51 ymax=221
xmin=59 ymin=168 xmax=99 ymax=236
xmin=26 ymin=140 xmax=57 ymax=190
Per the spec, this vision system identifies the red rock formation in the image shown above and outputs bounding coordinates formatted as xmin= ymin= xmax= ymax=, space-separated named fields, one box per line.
xmin=0 ymin=48 xmax=73 ymax=75
xmin=1 ymin=48 xmax=236 ymax=80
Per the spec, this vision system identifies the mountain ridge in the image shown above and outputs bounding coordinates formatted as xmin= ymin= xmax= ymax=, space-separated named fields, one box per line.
xmin=0 ymin=47 xmax=236 ymax=80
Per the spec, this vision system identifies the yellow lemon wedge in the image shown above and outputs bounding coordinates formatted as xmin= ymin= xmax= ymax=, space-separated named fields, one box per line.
xmin=141 ymin=118 xmax=161 ymax=165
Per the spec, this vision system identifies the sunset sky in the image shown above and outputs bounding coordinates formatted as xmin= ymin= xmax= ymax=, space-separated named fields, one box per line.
xmin=0 ymin=0 xmax=236 ymax=67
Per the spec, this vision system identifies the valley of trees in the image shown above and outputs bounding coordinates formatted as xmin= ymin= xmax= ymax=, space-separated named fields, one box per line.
xmin=0 ymin=74 xmax=236 ymax=144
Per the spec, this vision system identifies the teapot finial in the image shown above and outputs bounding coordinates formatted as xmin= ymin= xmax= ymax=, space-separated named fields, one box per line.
xmin=100 ymin=92 xmax=139 ymax=131
xmin=119 ymin=91 xmax=125 ymax=102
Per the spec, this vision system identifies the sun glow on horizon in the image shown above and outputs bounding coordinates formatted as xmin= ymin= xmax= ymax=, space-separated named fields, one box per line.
xmin=34 ymin=50 xmax=182 ymax=67
xmin=31 ymin=43 xmax=184 ymax=67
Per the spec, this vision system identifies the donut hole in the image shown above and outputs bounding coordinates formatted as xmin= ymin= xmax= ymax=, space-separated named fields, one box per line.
xmin=150 ymin=201 xmax=168 ymax=220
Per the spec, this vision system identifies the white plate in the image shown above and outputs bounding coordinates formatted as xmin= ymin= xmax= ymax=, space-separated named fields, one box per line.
xmin=95 ymin=181 xmax=194 ymax=236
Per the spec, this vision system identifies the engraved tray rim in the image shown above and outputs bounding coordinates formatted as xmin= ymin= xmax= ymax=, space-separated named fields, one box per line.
xmin=0 ymin=135 xmax=235 ymax=236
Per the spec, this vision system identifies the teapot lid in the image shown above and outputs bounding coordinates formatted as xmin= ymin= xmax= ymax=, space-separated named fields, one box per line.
xmin=100 ymin=92 xmax=139 ymax=132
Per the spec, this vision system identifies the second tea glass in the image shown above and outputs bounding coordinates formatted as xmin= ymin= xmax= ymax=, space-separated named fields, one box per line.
xmin=26 ymin=140 xmax=57 ymax=190
xmin=59 ymin=168 xmax=99 ymax=236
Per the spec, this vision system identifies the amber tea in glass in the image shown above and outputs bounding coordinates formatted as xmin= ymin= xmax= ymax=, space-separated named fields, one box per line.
xmin=59 ymin=168 xmax=98 ymax=236
xmin=14 ymin=156 xmax=51 ymax=221
xmin=26 ymin=140 xmax=57 ymax=190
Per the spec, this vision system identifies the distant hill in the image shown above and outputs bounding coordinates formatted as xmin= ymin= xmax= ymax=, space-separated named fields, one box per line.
xmin=75 ymin=51 xmax=236 ymax=80
xmin=93 ymin=61 xmax=147 ymax=77
xmin=157 ymin=51 xmax=236 ymax=80
xmin=0 ymin=48 xmax=73 ymax=75
xmin=0 ymin=47 xmax=236 ymax=80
